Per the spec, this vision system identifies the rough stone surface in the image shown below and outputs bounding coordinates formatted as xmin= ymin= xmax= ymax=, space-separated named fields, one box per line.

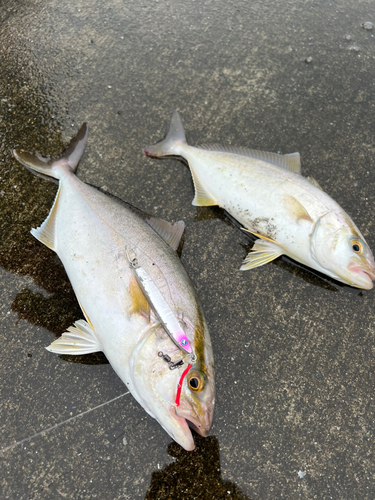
xmin=1 ymin=0 xmax=375 ymax=498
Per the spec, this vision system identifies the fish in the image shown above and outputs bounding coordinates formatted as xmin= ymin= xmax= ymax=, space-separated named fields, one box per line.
xmin=13 ymin=124 xmax=215 ymax=451
xmin=143 ymin=111 xmax=375 ymax=289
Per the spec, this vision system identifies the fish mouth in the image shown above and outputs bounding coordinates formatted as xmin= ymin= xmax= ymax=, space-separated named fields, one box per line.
xmin=186 ymin=420 xmax=210 ymax=437
xmin=175 ymin=404 xmax=213 ymax=438
xmin=347 ymin=262 xmax=375 ymax=289
xmin=168 ymin=408 xmax=196 ymax=451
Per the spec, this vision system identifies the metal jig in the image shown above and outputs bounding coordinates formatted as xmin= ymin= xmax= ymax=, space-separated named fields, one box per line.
xmin=126 ymin=247 xmax=194 ymax=356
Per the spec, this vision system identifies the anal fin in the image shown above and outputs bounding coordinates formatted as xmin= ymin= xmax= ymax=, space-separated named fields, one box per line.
xmin=46 ymin=320 xmax=101 ymax=355
xmin=190 ymin=168 xmax=217 ymax=207
xmin=240 ymin=239 xmax=283 ymax=270
xmin=31 ymin=184 xmax=61 ymax=250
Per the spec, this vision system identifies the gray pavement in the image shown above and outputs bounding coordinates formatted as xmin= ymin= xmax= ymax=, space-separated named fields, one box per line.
xmin=1 ymin=0 xmax=375 ymax=498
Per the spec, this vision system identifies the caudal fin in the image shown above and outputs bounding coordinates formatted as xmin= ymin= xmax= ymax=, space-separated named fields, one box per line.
xmin=143 ymin=110 xmax=186 ymax=157
xmin=13 ymin=123 xmax=88 ymax=181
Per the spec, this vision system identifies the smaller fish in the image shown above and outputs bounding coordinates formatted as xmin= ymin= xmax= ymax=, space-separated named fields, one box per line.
xmin=144 ymin=111 xmax=375 ymax=289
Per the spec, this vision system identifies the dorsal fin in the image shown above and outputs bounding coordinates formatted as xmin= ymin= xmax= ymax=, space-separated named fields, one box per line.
xmin=146 ymin=217 xmax=185 ymax=251
xmin=196 ymin=144 xmax=301 ymax=174
xmin=284 ymin=153 xmax=301 ymax=174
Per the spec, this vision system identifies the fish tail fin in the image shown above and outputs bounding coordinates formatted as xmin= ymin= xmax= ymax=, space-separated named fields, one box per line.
xmin=13 ymin=123 xmax=88 ymax=181
xmin=143 ymin=110 xmax=186 ymax=157
xmin=13 ymin=124 xmax=88 ymax=251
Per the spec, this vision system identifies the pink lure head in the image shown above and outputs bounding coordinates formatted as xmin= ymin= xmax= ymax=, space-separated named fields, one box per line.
xmin=176 ymin=330 xmax=192 ymax=353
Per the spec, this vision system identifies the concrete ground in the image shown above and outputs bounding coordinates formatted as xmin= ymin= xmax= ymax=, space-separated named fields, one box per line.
xmin=1 ymin=0 xmax=375 ymax=498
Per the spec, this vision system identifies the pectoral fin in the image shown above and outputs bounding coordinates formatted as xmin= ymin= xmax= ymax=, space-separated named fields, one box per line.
xmin=46 ymin=320 xmax=101 ymax=355
xmin=240 ymin=239 xmax=283 ymax=270
xmin=283 ymin=194 xmax=313 ymax=223
xmin=129 ymin=274 xmax=150 ymax=319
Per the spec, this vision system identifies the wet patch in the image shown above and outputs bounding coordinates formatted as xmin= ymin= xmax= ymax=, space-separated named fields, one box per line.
xmin=0 ymin=4 xmax=80 ymax=336
xmin=145 ymin=434 xmax=254 ymax=500
xmin=59 ymin=352 xmax=109 ymax=365
xmin=195 ymin=205 xmax=229 ymax=223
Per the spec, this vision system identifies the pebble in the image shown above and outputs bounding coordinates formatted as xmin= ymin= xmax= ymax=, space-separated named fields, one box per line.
xmin=362 ymin=22 xmax=373 ymax=30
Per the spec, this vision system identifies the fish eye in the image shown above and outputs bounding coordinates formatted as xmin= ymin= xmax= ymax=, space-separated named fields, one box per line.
xmin=188 ymin=371 xmax=205 ymax=392
xmin=189 ymin=378 xmax=199 ymax=389
xmin=351 ymin=239 xmax=364 ymax=254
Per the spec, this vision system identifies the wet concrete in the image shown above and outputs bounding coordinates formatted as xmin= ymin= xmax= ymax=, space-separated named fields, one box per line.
xmin=1 ymin=0 xmax=375 ymax=498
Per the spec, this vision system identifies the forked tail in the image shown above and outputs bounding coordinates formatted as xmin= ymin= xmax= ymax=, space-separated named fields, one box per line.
xmin=143 ymin=110 xmax=187 ymax=157
xmin=13 ymin=123 xmax=88 ymax=181
xmin=12 ymin=123 xmax=89 ymax=251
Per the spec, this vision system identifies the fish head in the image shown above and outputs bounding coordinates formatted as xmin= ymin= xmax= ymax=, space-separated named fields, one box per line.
xmin=174 ymin=358 xmax=215 ymax=439
xmin=129 ymin=321 xmax=215 ymax=451
xmin=311 ymin=211 xmax=375 ymax=289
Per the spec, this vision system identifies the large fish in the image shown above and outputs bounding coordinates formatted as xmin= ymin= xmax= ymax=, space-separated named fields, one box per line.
xmin=144 ymin=111 xmax=375 ymax=289
xmin=13 ymin=124 xmax=215 ymax=451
